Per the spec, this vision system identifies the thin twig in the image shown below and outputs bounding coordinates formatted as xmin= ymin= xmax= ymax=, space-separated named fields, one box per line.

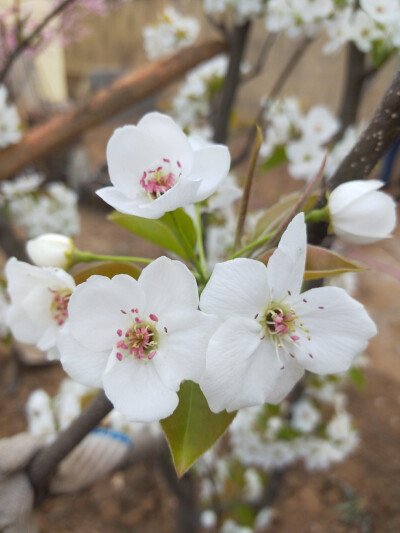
xmin=0 ymin=0 xmax=77 ymax=83
xmin=257 ymin=153 xmax=327 ymax=253
xmin=233 ymin=125 xmax=262 ymax=251
xmin=232 ymin=38 xmax=311 ymax=167
xmin=241 ymin=32 xmax=277 ymax=84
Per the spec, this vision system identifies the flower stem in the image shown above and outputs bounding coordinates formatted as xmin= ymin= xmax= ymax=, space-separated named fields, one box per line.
xmin=195 ymin=203 xmax=208 ymax=277
xmin=227 ymin=230 xmax=274 ymax=260
xmin=304 ymin=207 xmax=330 ymax=224
xmin=71 ymin=250 xmax=154 ymax=266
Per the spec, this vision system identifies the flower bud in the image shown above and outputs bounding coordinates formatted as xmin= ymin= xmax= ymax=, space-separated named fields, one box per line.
xmin=26 ymin=234 xmax=74 ymax=269
xmin=328 ymin=180 xmax=397 ymax=244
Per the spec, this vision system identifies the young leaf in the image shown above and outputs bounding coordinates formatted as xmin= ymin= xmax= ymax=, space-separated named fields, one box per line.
xmin=260 ymin=145 xmax=287 ymax=173
xmin=161 ymin=381 xmax=236 ymax=477
xmin=258 ymin=244 xmax=364 ymax=280
xmin=72 ymin=262 xmax=141 ymax=285
xmin=108 ymin=208 xmax=196 ymax=260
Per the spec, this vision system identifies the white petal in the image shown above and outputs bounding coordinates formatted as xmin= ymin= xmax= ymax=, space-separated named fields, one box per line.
xmin=263 ymin=352 xmax=304 ymax=404
xmin=58 ymin=325 xmax=110 ymax=388
xmin=328 ymin=180 xmax=383 ymax=214
xmin=103 ymin=356 xmax=178 ymax=422
xmin=153 ymin=310 xmax=217 ymax=389
xmin=68 ymin=275 xmax=143 ymax=351
xmin=200 ymin=316 xmax=264 ymax=412
xmin=292 ymin=286 xmax=377 ymax=374
xmin=138 ymin=257 xmax=199 ymax=316
xmin=37 ymin=323 xmax=59 ymax=351
xmin=96 ymin=187 xmax=152 ymax=216
xmin=137 ymin=113 xmax=193 ymax=172
xmin=106 ymin=125 xmax=158 ymax=198
xmin=6 ymin=305 xmax=43 ymax=344
xmin=200 ymin=259 xmax=269 ymax=319
xmin=267 ymin=212 xmax=306 ymax=301
xmin=188 ymin=145 xmax=231 ymax=201
xmin=332 ymin=190 xmax=396 ymax=244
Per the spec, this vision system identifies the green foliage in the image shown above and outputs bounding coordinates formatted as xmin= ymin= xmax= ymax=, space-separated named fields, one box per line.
xmin=109 ymin=208 xmax=196 ymax=260
xmin=348 ymin=367 xmax=365 ymax=391
xmin=161 ymin=381 xmax=236 ymax=477
xmin=260 ymin=145 xmax=287 ymax=173
xmin=72 ymin=262 xmax=141 ymax=285
xmin=371 ymin=40 xmax=395 ymax=68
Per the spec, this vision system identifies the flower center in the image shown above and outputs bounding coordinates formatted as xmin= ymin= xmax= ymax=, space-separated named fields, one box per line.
xmin=140 ymin=158 xmax=182 ymax=199
xmin=115 ymin=309 xmax=159 ymax=362
xmin=49 ymin=288 xmax=71 ymax=326
xmin=258 ymin=301 xmax=311 ymax=369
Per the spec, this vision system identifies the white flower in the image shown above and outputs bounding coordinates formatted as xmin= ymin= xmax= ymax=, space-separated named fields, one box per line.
xmin=360 ymin=0 xmax=400 ymax=24
xmin=26 ymin=389 xmax=56 ymax=440
xmin=26 ymin=234 xmax=74 ymax=269
xmin=6 ymin=258 xmax=76 ymax=356
xmin=97 ymin=113 xmax=230 ymax=219
xmin=328 ymin=180 xmax=397 ymax=244
xmin=0 ymin=84 xmax=21 ymax=149
xmin=199 ymin=213 xmax=377 ymax=413
xmin=291 ymin=398 xmax=321 ymax=433
xmin=200 ymin=510 xmax=217 ymax=529
xmin=286 ymin=139 xmax=326 ymax=181
xmin=58 ymin=257 xmax=216 ymax=422
xmin=299 ymin=106 xmax=340 ymax=145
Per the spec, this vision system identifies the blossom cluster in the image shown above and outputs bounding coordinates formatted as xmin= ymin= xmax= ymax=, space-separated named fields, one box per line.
xmin=1 ymin=173 xmax=80 ymax=238
xmin=142 ymin=6 xmax=200 ymax=61
xmin=203 ymin=0 xmax=268 ymax=23
xmin=0 ymin=85 xmax=21 ymax=149
xmin=260 ymin=97 xmax=340 ymax=181
xmin=171 ymin=56 xmax=228 ymax=135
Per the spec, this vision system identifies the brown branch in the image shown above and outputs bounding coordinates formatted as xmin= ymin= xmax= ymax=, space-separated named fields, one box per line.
xmin=0 ymin=0 xmax=78 ymax=83
xmin=28 ymin=390 xmax=113 ymax=504
xmin=307 ymin=65 xmax=400 ymax=244
xmin=0 ymin=212 xmax=29 ymax=260
xmin=0 ymin=39 xmax=227 ymax=181
xmin=213 ymin=22 xmax=251 ymax=144
xmin=241 ymin=32 xmax=277 ymax=84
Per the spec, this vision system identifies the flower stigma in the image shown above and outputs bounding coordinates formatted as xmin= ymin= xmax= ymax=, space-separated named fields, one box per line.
xmin=49 ymin=288 xmax=72 ymax=326
xmin=140 ymin=158 xmax=182 ymax=199
xmin=115 ymin=309 xmax=160 ymax=362
xmin=258 ymin=301 xmax=312 ymax=369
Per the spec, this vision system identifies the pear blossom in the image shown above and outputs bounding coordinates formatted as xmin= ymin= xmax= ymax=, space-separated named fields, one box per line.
xmin=58 ymin=257 xmax=216 ymax=422
xmin=97 ymin=113 xmax=230 ymax=219
xmin=26 ymin=234 xmax=74 ymax=269
xmin=360 ymin=0 xmax=400 ymax=24
xmin=328 ymin=180 xmax=397 ymax=244
xmin=199 ymin=213 xmax=376 ymax=413
xmin=5 ymin=258 xmax=76 ymax=358
xmin=286 ymin=140 xmax=326 ymax=180
xmin=299 ymin=106 xmax=340 ymax=145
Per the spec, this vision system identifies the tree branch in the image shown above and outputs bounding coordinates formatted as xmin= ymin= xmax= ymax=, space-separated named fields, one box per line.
xmin=0 ymin=39 xmax=227 ymax=181
xmin=28 ymin=390 xmax=113 ymax=503
xmin=213 ymin=22 xmax=251 ymax=144
xmin=0 ymin=0 xmax=78 ymax=83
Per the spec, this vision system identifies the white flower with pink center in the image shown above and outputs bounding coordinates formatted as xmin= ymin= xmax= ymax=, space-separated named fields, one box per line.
xmin=58 ymin=257 xmax=217 ymax=422
xmin=96 ymin=112 xmax=231 ymax=219
xmin=199 ymin=214 xmax=377 ymax=413
xmin=5 ymin=258 xmax=75 ymax=358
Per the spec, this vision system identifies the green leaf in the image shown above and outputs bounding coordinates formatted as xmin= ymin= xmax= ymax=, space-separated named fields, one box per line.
xmin=72 ymin=262 xmax=141 ymax=285
xmin=161 ymin=381 xmax=236 ymax=477
xmin=348 ymin=367 xmax=364 ymax=391
xmin=260 ymin=145 xmax=287 ymax=173
xmin=108 ymin=208 xmax=196 ymax=260
xmin=257 ymin=244 xmax=364 ymax=280
xmin=371 ymin=40 xmax=394 ymax=68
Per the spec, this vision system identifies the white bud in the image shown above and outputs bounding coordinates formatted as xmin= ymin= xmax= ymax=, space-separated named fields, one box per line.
xmin=26 ymin=233 xmax=74 ymax=269
xmin=328 ymin=180 xmax=397 ymax=244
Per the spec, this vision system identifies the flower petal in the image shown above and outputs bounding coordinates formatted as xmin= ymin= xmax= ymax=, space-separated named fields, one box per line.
xmin=137 ymin=113 xmax=193 ymax=172
xmin=329 ymin=180 xmax=383 ymax=214
xmin=6 ymin=305 xmax=43 ymax=344
xmin=96 ymin=186 xmax=151 ymax=216
xmin=68 ymin=275 xmax=143 ymax=351
xmin=188 ymin=145 xmax=231 ymax=201
xmin=200 ymin=259 xmax=269 ymax=319
xmin=267 ymin=212 xmax=306 ymax=301
xmin=292 ymin=286 xmax=377 ymax=374
xmin=200 ymin=316 xmax=264 ymax=412
xmin=138 ymin=257 xmax=199 ymax=316
xmin=153 ymin=310 xmax=217 ymax=389
xmin=106 ymin=125 xmax=158 ymax=198
xmin=103 ymin=356 xmax=178 ymax=422
xmin=58 ymin=324 xmax=110 ymax=388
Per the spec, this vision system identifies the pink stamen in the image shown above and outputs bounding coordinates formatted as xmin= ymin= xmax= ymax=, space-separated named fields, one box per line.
xmin=290 ymin=335 xmax=300 ymax=342
xmin=149 ymin=314 xmax=158 ymax=322
xmin=116 ymin=352 xmax=123 ymax=361
xmin=117 ymin=329 xmax=122 ymax=337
